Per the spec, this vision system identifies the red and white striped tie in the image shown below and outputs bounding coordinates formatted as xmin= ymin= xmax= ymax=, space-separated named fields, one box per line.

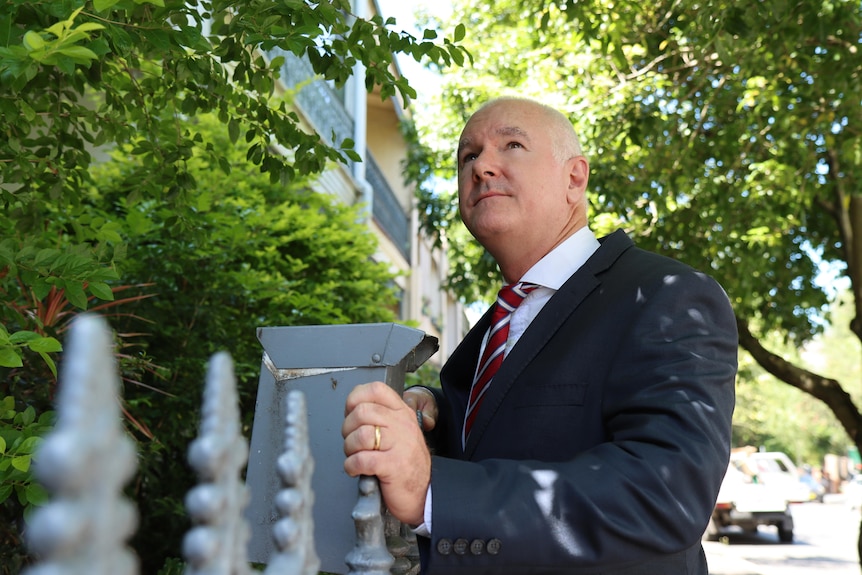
xmin=463 ymin=282 xmax=537 ymax=446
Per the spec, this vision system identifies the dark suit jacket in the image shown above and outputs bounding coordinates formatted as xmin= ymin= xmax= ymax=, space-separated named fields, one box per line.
xmin=418 ymin=229 xmax=738 ymax=574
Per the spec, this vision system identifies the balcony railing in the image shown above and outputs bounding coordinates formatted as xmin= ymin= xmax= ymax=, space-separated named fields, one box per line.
xmin=365 ymin=153 xmax=410 ymax=259
xmin=274 ymin=50 xmax=410 ymax=260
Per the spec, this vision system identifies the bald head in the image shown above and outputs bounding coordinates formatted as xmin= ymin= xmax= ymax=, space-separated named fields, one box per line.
xmin=467 ymin=97 xmax=583 ymax=163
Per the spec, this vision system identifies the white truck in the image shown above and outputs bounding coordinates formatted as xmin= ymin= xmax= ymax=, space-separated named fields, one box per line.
xmin=704 ymin=450 xmax=799 ymax=542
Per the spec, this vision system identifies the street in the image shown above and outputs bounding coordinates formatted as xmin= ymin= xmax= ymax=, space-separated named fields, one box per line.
xmin=706 ymin=497 xmax=862 ymax=574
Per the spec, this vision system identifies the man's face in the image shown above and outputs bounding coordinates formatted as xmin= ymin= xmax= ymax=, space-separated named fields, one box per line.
xmin=457 ymin=101 xmax=580 ymax=257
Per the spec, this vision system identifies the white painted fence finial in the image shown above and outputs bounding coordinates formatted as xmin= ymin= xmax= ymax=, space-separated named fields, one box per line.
xmin=264 ymin=389 xmax=320 ymax=575
xmin=182 ymin=351 xmax=251 ymax=575
xmin=24 ymin=314 xmax=139 ymax=575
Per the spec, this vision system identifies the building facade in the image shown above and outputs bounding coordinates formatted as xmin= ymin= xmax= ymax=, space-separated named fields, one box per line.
xmin=270 ymin=0 xmax=468 ymax=365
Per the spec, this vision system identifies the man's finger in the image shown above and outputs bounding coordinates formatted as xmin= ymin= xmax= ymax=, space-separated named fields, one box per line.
xmin=344 ymin=381 xmax=403 ymax=416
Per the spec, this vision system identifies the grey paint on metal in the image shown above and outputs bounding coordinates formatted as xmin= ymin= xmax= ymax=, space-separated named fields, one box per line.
xmin=264 ymin=390 xmax=320 ymax=575
xmin=345 ymin=476 xmax=394 ymax=575
xmin=256 ymin=323 xmax=437 ymax=370
xmin=246 ymin=324 xmax=438 ymax=574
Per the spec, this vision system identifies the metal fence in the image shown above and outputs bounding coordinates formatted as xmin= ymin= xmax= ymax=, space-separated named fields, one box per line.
xmin=22 ymin=314 xmax=412 ymax=575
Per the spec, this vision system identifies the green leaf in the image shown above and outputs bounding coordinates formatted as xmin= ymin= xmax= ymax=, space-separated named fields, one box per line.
xmin=453 ymin=23 xmax=466 ymax=43
xmin=218 ymin=156 xmax=231 ymax=176
xmin=27 ymin=337 xmax=62 ymax=354
xmin=23 ymin=31 xmax=46 ymax=52
xmin=19 ymin=100 xmax=36 ymax=122
xmin=11 ymin=455 xmax=31 ymax=473
xmin=25 ymin=482 xmax=49 ymax=506
xmin=146 ymin=29 xmax=171 ymax=52
xmin=0 ymin=436 xmax=6 ymax=455
xmin=20 ymin=406 xmax=35 ymax=426
xmin=0 ymin=484 xmax=12 ymax=505
xmin=74 ymin=23 xmax=106 ymax=34
xmin=228 ymin=119 xmax=240 ymax=144
xmin=450 ymin=47 xmax=465 ymax=67
xmin=64 ymin=281 xmax=88 ymax=310
xmin=45 ymin=21 xmax=68 ymax=39
xmin=0 ymin=348 xmax=23 ymax=369
xmin=88 ymin=281 xmax=115 ymax=301
xmin=17 ymin=437 xmax=42 ymax=455
xmin=9 ymin=331 xmax=41 ymax=344
xmin=38 ymin=352 xmax=58 ymax=379
xmin=33 ymin=248 xmax=59 ymax=268
xmin=58 ymin=46 xmax=99 ymax=63
xmin=0 ymin=11 xmax=11 ymax=47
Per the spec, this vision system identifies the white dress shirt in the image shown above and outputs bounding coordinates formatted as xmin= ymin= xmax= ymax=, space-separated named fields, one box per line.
xmin=414 ymin=227 xmax=600 ymax=536
xmin=493 ymin=226 xmax=600 ymax=361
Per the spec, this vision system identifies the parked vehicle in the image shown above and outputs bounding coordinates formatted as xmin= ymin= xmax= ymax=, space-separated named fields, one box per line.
xmin=704 ymin=450 xmax=797 ymax=542
xmin=741 ymin=451 xmax=813 ymax=504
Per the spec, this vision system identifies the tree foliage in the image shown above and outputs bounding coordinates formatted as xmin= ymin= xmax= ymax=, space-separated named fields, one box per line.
xmin=93 ymin=112 xmax=402 ymax=571
xmin=0 ymin=0 xmax=467 ymax=370
xmin=0 ymin=0 xmax=467 ymax=570
xmin=409 ymin=0 xmax=862 ymax=458
xmin=2 ymin=105 xmax=406 ymax=570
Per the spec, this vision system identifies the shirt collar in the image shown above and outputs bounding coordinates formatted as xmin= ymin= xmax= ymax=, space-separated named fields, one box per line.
xmin=520 ymin=227 xmax=600 ymax=290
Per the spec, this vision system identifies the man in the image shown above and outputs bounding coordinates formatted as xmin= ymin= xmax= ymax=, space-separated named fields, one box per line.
xmin=343 ymin=96 xmax=737 ymax=574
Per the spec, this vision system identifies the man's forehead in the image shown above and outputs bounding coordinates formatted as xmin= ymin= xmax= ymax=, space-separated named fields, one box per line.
xmin=458 ymin=124 xmax=532 ymax=150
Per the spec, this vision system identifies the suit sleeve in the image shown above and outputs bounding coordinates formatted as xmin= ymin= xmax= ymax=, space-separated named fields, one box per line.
xmin=420 ymin=270 xmax=737 ymax=574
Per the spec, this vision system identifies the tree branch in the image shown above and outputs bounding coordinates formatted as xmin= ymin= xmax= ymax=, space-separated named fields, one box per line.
xmin=737 ymin=315 xmax=862 ymax=448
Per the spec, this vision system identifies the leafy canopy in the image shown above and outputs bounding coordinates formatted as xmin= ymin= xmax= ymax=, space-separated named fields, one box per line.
xmin=406 ymin=0 xmax=862 ymax=476
xmin=0 ymin=1 xmax=468 ymax=569
xmin=411 ymin=0 xmax=859 ymax=348
xmin=0 ymin=0 xmax=468 ymax=367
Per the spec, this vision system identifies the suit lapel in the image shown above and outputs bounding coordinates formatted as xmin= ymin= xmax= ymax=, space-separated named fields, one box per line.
xmin=463 ymin=230 xmax=634 ymax=458
xmin=439 ymin=308 xmax=492 ymax=455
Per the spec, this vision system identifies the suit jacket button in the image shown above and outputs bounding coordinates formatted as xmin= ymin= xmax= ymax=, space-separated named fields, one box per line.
xmin=453 ymin=538 xmax=469 ymax=555
xmin=487 ymin=538 xmax=502 ymax=555
xmin=437 ymin=538 xmax=452 ymax=555
xmin=470 ymin=539 xmax=485 ymax=555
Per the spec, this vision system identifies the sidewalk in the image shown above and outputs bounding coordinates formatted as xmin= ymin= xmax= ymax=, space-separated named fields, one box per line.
xmin=705 ymin=543 xmax=763 ymax=575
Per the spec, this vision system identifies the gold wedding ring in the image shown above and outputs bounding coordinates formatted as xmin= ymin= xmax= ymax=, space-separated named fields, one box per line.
xmin=373 ymin=425 xmax=381 ymax=451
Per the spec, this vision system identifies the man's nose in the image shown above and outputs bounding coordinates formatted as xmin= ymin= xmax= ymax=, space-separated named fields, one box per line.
xmin=471 ymin=151 xmax=498 ymax=180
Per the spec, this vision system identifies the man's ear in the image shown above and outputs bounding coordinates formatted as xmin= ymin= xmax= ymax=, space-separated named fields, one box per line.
xmin=566 ymin=156 xmax=590 ymax=200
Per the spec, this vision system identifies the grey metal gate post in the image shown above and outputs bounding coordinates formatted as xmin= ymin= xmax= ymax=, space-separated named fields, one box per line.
xmin=245 ymin=323 xmax=438 ymax=574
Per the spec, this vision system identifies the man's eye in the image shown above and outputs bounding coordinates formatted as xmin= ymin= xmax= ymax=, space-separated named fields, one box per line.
xmin=508 ymin=141 xmax=523 ymax=149
xmin=462 ymin=153 xmax=477 ymax=163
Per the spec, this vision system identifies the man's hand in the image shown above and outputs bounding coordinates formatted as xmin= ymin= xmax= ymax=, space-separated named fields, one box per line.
xmin=403 ymin=386 xmax=439 ymax=432
xmin=343 ymin=381 xmax=431 ymax=526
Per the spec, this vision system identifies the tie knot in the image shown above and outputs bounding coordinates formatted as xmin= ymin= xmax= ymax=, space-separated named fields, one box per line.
xmin=497 ymin=282 xmax=538 ymax=311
